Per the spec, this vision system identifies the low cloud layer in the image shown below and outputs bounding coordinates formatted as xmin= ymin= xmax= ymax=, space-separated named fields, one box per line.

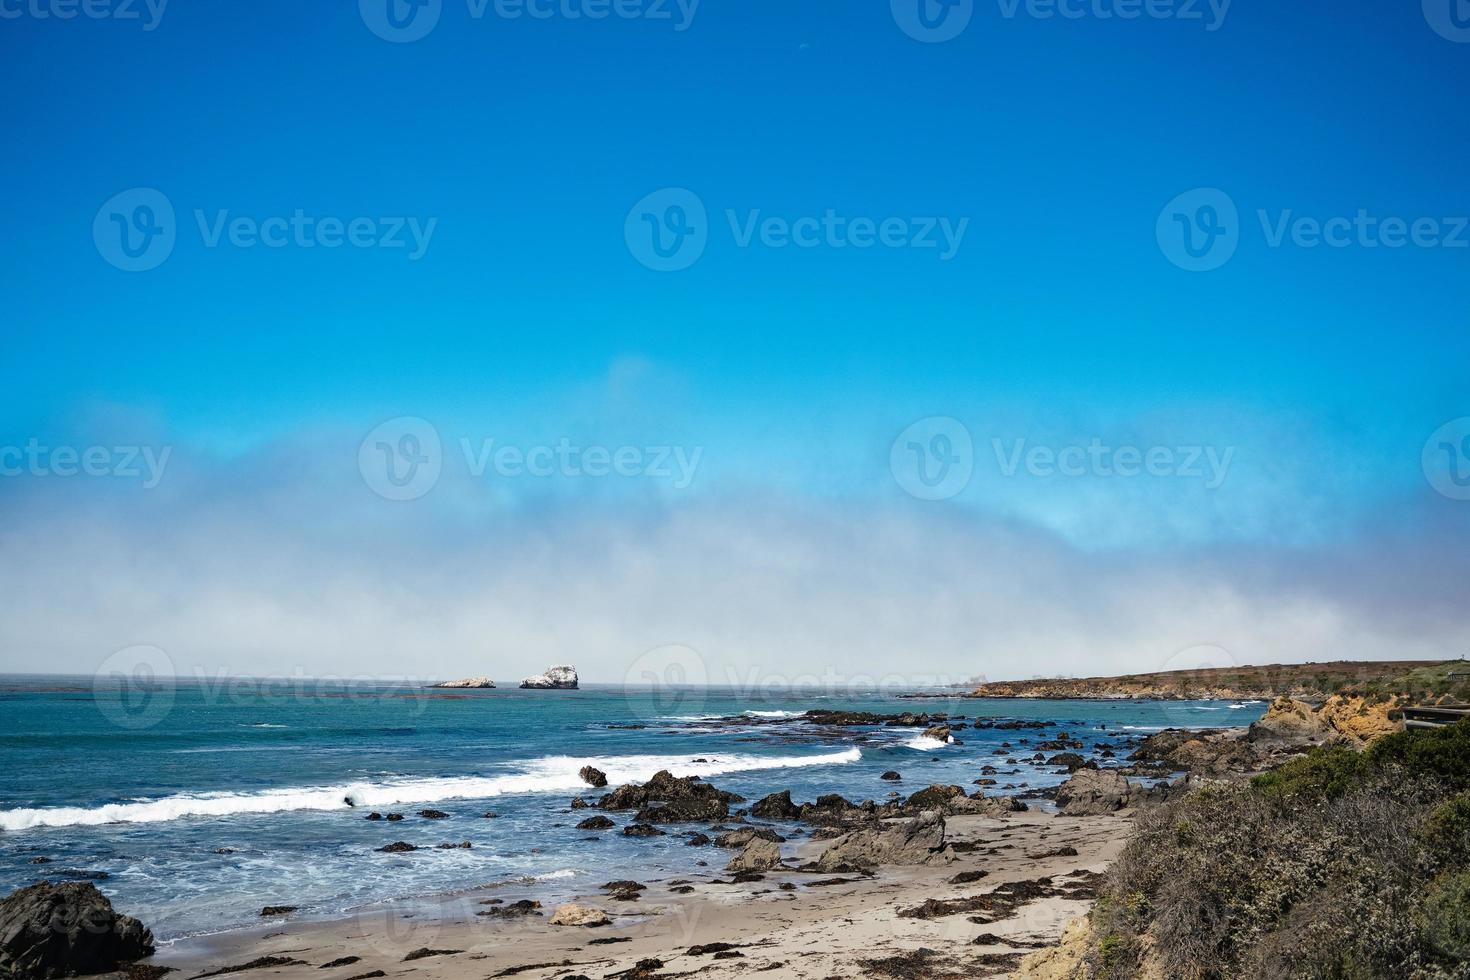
xmin=1 ymin=426 xmax=1465 ymax=686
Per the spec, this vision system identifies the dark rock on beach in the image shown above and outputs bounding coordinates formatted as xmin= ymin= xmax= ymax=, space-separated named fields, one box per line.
xmin=579 ymin=766 xmax=608 ymax=788
xmin=476 ymin=899 xmax=542 ymax=919
xmin=318 ymin=956 xmax=361 ymax=969
xmin=0 ymin=881 xmax=154 ymax=980
xmin=600 ymin=770 xmax=743 ymax=825
xmin=714 ymin=827 xmax=785 ymax=848
xmin=750 ymin=790 xmax=800 ymax=820
xmin=880 ymin=770 xmax=902 ymax=781
xmin=417 ymin=809 xmax=449 ymax=820
xmin=377 ymin=841 xmax=417 ymax=853
xmin=813 ymin=811 xmax=955 ymax=872
xmin=259 ymin=906 xmax=297 ymax=916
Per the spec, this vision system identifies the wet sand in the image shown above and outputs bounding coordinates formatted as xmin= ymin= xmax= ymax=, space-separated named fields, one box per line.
xmin=152 ymin=809 xmax=1129 ymax=980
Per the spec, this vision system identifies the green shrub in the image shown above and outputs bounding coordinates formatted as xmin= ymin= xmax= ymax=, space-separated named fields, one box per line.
xmin=1422 ymin=871 xmax=1470 ymax=965
xmin=1420 ymin=792 xmax=1470 ymax=871
xmin=1366 ymin=720 xmax=1470 ymax=794
xmin=1251 ymin=744 xmax=1366 ymax=803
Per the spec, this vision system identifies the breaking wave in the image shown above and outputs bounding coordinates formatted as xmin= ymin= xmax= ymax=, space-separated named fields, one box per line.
xmin=0 ymin=748 xmax=862 ymax=831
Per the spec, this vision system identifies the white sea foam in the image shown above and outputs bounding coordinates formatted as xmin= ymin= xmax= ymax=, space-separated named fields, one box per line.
xmin=743 ymin=710 xmax=800 ymax=718
xmin=901 ymin=733 xmax=950 ymax=751
xmin=0 ymin=748 xmax=862 ymax=831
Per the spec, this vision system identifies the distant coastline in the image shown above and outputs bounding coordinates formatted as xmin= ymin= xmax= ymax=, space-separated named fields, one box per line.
xmin=959 ymin=658 xmax=1463 ymax=703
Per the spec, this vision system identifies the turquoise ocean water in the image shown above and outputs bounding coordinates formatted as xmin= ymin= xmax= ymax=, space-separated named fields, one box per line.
xmin=0 ymin=676 xmax=1267 ymax=940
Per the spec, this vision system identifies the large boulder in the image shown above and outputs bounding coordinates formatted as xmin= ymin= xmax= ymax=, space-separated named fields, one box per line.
xmin=725 ymin=838 xmax=781 ymax=873
xmin=814 ymin=811 xmax=955 ymax=872
xmin=713 ymin=827 xmax=784 ymax=848
xmin=579 ymin=766 xmax=608 ymax=788
xmin=1055 ymin=769 xmax=1134 ymax=816
xmin=750 ymin=790 xmax=800 ymax=820
xmin=922 ymin=725 xmax=951 ymax=743
xmin=599 ymin=771 xmax=743 ymax=820
xmin=796 ymin=793 xmax=879 ymax=828
xmin=548 ymin=903 xmax=609 ymax=927
xmin=520 ymin=666 xmax=579 ymax=690
xmin=899 ymin=784 xmax=1025 ymax=818
xmin=0 ymin=882 xmax=154 ymax=979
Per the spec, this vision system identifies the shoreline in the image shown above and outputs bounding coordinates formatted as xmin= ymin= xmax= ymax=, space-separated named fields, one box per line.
xmin=153 ymin=807 xmax=1130 ymax=980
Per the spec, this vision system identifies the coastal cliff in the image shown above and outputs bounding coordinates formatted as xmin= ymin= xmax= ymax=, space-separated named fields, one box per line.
xmin=969 ymin=659 xmax=1454 ymax=701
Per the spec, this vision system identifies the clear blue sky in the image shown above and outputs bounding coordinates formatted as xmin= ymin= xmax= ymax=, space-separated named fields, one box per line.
xmin=1 ymin=0 xmax=1467 ymax=680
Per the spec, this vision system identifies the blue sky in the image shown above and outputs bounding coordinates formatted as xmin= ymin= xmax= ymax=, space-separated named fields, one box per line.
xmin=1 ymin=0 xmax=1468 ymax=681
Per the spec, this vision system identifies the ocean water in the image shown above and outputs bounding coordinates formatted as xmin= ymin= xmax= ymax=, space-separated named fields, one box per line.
xmin=0 ymin=676 xmax=1267 ymax=940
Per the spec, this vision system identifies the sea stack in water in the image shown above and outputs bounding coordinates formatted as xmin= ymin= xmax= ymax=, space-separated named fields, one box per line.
xmin=520 ymin=665 xmax=579 ymax=690
xmin=429 ymin=677 xmax=495 ymax=689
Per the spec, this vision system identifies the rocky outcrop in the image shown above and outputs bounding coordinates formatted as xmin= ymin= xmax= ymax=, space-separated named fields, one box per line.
xmin=0 ymin=882 xmax=154 ymax=979
xmin=1055 ymin=770 xmax=1134 ymax=815
xmin=814 ymin=811 xmax=955 ymax=872
xmin=1249 ymin=695 xmax=1401 ymax=748
xmin=922 ymin=725 xmax=951 ymax=743
xmin=795 ymin=794 xmax=880 ymax=828
xmin=725 ymin=838 xmax=781 ymax=873
xmin=750 ymin=790 xmax=800 ymax=820
xmin=713 ymin=827 xmax=784 ymax=848
xmin=520 ymin=666 xmax=578 ymax=690
xmin=900 ymin=784 xmax=1026 ymax=818
xmin=548 ymin=903 xmax=609 ymax=927
xmin=429 ymin=677 xmax=494 ymax=689
xmin=579 ymin=766 xmax=608 ymax=788
xmin=599 ymin=771 xmax=743 ymax=824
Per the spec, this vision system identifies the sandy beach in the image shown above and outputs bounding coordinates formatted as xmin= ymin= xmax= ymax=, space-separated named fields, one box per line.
xmin=153 ymin=809 xmax=1129 ymax=980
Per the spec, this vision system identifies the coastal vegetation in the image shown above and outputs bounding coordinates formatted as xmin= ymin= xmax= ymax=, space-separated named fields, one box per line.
xmin=1065 ymin=721 xmax=1470 ymax=979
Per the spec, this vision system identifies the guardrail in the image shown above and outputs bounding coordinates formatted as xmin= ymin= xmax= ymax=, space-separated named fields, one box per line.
xmin=1399 ymin=705 xmax=1470 ymax=730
